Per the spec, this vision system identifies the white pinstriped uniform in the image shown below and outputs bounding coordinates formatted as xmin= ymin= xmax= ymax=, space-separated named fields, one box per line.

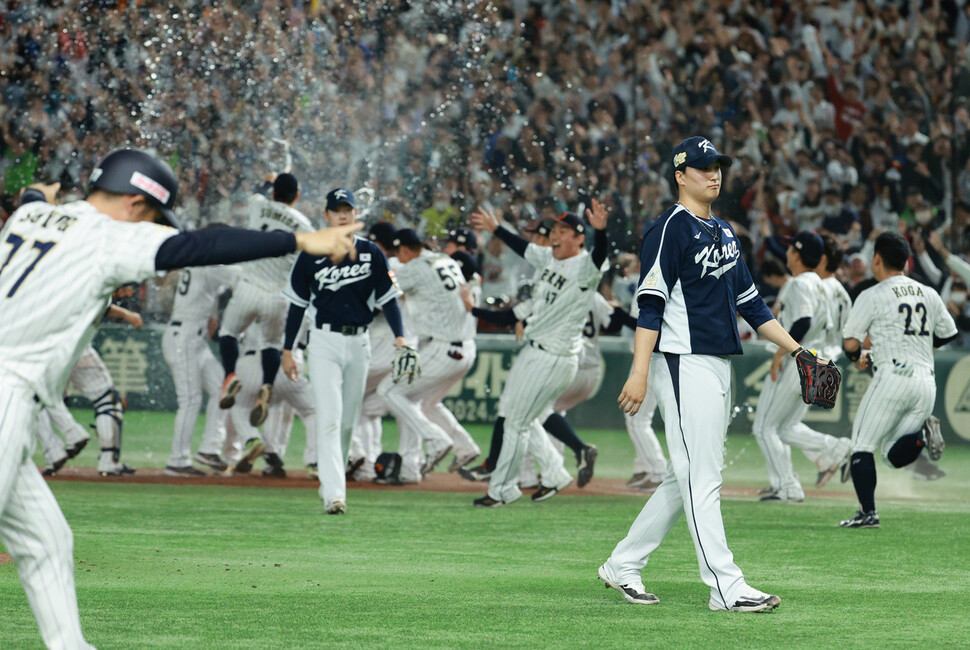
xmin=219 ymin=194 xmax=313 ymax=347
xmin=35 ymin=400 xmax=90 ymax=467
xmin=162 ymin=265 xmax=239 ymax=468
xmin=488 ymin=241 xmax=606 ymax=503
xmin=377 ymin=250 xmax=479 ymax=480
xmin=0 ymin=199 xmax=175 ymax=649
xmin=624 ymin=295 xmax=667 ymax=480
xmin=753 ymin=271 xmax=851 ymax=497
xmin=230 ymin=325 xmax=317 ymax=466
xmin=844 ymin=276 xmax=956 ymax=458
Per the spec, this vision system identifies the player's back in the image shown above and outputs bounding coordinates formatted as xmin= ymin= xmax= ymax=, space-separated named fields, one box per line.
xmin=850 ymin=276 xmax=953 ymax=374
xmin=820 ymin=276 xmax=852 ymax=361
xmin=170 ymin=265 xmax=239 ymax=322
xmin=777 ymin=271 xmax=827 ymax=350
xmin=0 ymin=200 xmax=174 ymax=404
xmin=579 ymin=292 xmax=613 ymax=366
xmin=398 ymin=250 xmax=468 ymax=341
xmin=242 ymin=194 xmax=313 ymax=292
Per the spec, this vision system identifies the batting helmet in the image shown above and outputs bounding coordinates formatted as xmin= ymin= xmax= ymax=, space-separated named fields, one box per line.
xmin=88 ymin=149 xmax=181 ymax=229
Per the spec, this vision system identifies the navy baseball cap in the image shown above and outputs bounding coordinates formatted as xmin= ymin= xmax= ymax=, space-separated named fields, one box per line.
xmin=672 ymin=136 xmax=733 ymax=172
xmin=525 ymin=218 xmax=556 ymax=238
xmin=368 ymin=221 xmax=398 ymax=249
xmin=391 ymin=228 xmax=423 ymax=248
xmin=273 ymin=173 xmax=299 ymax=197
xmin=447 ymin=227 xmax=478 ymax=252
xmin=450 ymin=250 xmax=478 ymax=281
xmin=788 ymin=231 xmax=824 ymax=266
xmin=325 ymin=188 xmax=355 ymax=211
xmin=552 ymin=212 xmax=586 ymax=235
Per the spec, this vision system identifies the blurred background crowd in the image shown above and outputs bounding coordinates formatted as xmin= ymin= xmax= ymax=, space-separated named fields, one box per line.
xmin=2 ymin=0 xmax=970 ymax=342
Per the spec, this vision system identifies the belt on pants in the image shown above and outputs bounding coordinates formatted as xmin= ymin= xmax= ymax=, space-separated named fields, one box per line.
xmin=528 ymin=340 xmax=547 ymax=352
xmin=244 ymin=350 xmax=256 ymax=357
xmin=169 ymin=321 xmax=205 ymax=336
xmin=322 ymin=323 xmax=368 ymax=335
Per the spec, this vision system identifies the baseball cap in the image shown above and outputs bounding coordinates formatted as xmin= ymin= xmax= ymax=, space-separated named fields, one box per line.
xmin=368 ymin=221 xmax=398 ymax=249
xmin=671 ymin=136 xmax=733 ymax=172
xmin=525 ymin=218 xmax=556 ymax=238
xmin=450 ymin=250 xmax=478 ymax=281
xmin=391 ymin=228 xmax=423 ymax=248
xmin=788 ymin=231 xmax=824 ymax=266
xmin=447 ymin=227 xmax=478 ymax=252
xmin=325 ymin=188 xmax=355 ymax=211
xmin=552 ymin=212 xmax=586 ymax=235
xmin=88 ymin=148 xmax=181 ymax=229
xmin=273 ymin=173 xmax=299 ymax=199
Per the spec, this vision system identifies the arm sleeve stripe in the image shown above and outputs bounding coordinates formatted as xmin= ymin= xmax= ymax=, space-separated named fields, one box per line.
xmin=737 ymin=284 xmax=759 ymax=305
xmin=375 ymin=286 xmax=403 ymax=307
xmin=282 ymin=288 xmax=310 ymax=308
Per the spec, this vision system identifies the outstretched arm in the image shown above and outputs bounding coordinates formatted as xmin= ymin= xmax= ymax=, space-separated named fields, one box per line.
xmin=471 ymin=205 xmax=529 ymax=257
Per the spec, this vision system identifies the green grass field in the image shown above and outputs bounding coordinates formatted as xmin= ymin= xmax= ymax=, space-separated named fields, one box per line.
xmin=3 ymin=410 xmax=970 ymax=648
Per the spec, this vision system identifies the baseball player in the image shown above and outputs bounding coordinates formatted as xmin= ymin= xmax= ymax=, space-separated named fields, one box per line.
xmin=229 ymin=324 xmax=316 ymax=478
xmin=0 ymin=149 xmax=360 ymax=648
xmin=346 ymin=222 xmax=402 ymax=482
xmin=162 ymin=260 xmax=240 ymax=476
xmin=839 ymin=232 xmax=957 ymax=528
xmin=752 ymin=231 xmax=852 ymax=502
xmin=281 ymin=188 xmax=408 ymax=515
xmin=218 ymin=173 xmax=314 ymax=429
xmin=34 ymin=399 xmax=90 ymax=475
xmin=443 ymin=227 xmax=478 ymax=257
xmin=468 ymin=201 xmax=609 ymax=506
xmin=603 ymin=137 xmax=806 ymax=613
xmin=375 ymin=228 xmax=483 ymax=482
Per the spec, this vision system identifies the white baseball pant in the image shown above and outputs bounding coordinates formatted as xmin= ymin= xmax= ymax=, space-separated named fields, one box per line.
xmin=35 ymin=401 xmax=90 ymax=466
xmin=603 ymin=354 xmax=749 ymax=610
xmin=0 ymin=376 xmax=94 ymax=649
xmin=218 ymin=280 xmax=287 ymax=347
xmin=418 ymin=340 xmax=480 ymax=459
xmin=348 ymin=341 xmax=394 ymax=475
xmin=69 ymin=347 xmax=121 ymax=457
xmin=488 ymin=344 xmax=576 ymax=503
xmin=852 ymin=368 xmax=935 ymax=462
xmin=162 ymin=319 xmax=229 ymax=467
xmin=624 ymin=381 xmax=667 ymax=479
xmin=753 ymin=361 xmax=850 ymax=495
xmin=307 ymin=329 xmax=370 ymax=507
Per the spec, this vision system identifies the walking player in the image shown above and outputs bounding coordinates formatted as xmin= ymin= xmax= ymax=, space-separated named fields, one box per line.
xmin=0 ymin=150 xmax=360 ymax=648
xmin=839 ymin=232 xmax=956 ymax=528
xmin=602 ymin=137 xmax=811 ymax=613
xmin=468 ymin=201 xmax=609 ymax=506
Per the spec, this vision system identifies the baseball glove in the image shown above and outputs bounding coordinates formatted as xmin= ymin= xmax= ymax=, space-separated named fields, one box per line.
xmin=391 ymin=345 xmax=421 ymax=384
xmin=791 ymin=347 xmax=842 ymax=410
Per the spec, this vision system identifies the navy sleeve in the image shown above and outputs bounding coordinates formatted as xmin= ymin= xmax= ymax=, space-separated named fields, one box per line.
xmin=934 ymin=332 xmax=958 ymax=348
xmin=471 ymin=306 xmax=519 ymax=326
xmin=788 ymin=317 xmax=811 ymax=343
xmin=382 ymin=298 xmax=405 ymax=338
xmin=19 ymin=188 xmax=46 ymax=206
xmin=283 ymin=303 xmax=305 ymax=350
xmin=603 ymin=305 xmax=637 ymax=333
xmin=370 ymin=243 xmax=401 ymax=306
xmin=591 ymin=228 xmax=608 ymax=268
xmin=636 ymin=294 xmax=665 ymax=330
xmin=636 ymin=212 xmax=688 ymax=304
xmin=155 ymin=228 xmax=296 ymax=271
xmin=492 ymin=226 xmax=529 ymax=257
xmin=256 ymin=180 xmax=273 ymax=197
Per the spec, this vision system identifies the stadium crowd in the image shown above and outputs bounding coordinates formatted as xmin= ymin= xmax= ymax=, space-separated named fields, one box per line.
xmin=2 ymin=0 xmax=970 ymax=337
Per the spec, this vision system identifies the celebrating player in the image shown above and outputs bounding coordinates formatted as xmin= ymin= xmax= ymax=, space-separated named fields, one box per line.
xmin=281 ymin=188 xmax=409 ymax=515
xmin=602 ymin=137 xmax=810 ymax=613
xmin=0 ymin=149 xmax=360 ymax=648
xmin=839 ymin=233 xmax=957 ymax=528
xmin=468 ymin=201 xmax=609 ymax=506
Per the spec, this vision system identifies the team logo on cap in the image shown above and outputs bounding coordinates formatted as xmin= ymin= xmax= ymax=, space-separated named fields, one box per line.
xmin=699 ymin=139 xmax=716 ymax=153
xmin=130 ymin=171 xmax=170 ymax=204
xmin=334 ymin=189 xmax=349 ymax=200
xmin=674 ymin=152 xmax=687 ymax=167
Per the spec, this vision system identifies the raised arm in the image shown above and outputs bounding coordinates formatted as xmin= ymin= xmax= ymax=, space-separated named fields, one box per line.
xmin=471 ymin=205 xmax=529 ymax=257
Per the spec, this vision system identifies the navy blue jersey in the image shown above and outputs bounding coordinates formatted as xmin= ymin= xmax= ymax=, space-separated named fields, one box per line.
xmin=283 ymin=236 xmax=402 ymax=328
xmin=636 ymin=204 xmax=773 ymax=355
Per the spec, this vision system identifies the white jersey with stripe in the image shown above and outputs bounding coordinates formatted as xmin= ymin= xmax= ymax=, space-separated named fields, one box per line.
xmin=579 ymin=292 xmax=614 ymax=367
xmin=776 ymin=271 xmax=827 ymax=351
xmin=843 ymin=275 xmax=956 ymax=375
xmin=461 ymin=274 xmax=483 ymax=341
xmin=170 ymin=265 xmax=240 ymax=323
xmin=241 ymin=193 xmax=314 ymax=292
xmin=0 ymin=200 xmax=176 ymax=405
xmin=819 ymin=276 xmax=852 ymax=361
xmin=522 ymin=243 xmax=605 ymax=356
xmin=394 ymin=249 xmax=469 ymax=341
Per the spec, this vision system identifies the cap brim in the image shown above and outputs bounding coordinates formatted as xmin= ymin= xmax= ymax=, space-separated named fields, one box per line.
xmin=157 ymin=206 xmax=182 ymax=230
xmin=328 ymin=201 xmax=355 ymax=210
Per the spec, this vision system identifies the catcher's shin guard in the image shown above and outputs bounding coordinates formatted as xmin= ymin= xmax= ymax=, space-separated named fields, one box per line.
xmin=92 ymin=387 xmax=124 ymax=461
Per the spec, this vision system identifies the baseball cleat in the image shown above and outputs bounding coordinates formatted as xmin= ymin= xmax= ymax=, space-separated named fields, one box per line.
xmin=164 ymin=465 xmax=207 ymax=477
xmin=65 ymin=437 xmax=89 ymax=459
xmin=233 ymin=438 xmax=265 ymax=474
xmin=218 ymin=373 xmax=242 ymax=409
xmin=42 ymin=466 xmax=58 ymax=477
xmin=307 ymin=463 xmax=319 ymax=480
xmin=421 ymin=444 xmax=453 ymax=477
xmin=193 ymin=452 xmax=229 ymax=472
xmin=759 ymin=490 xmax=804 ymax=503
xmin=714 ymin=589 xmax=781 ymax=612
xmin=99 ymin=463 xmax=135 ymax=477
xmin=262 ymin=453 xmax=286 ymax=478
xmin=816 ymin=455 xmax=847 ymax=487
xmin=532 ymin=478 xmax=572 ymax=502
xmin=840 ymin=509 xmax=879 ymax=528
xmin=458 ymin=463 xmax=492 ymax=482
xmin=626 ymin=472 xmax=647 ymax=488
xmin=325 ymin=501 xmax=347 ymax=515
xmin=598 ymin=565 xmax=659 ymax=605
xmin=757 ymin=485 xmax=775 ymax=496
xmin=249 ymin=384 xmax=272 ymax=427
xmin=840 ymin=461 xmax=852 ymax=484
xmin=576 ymin=445 xmax=598 ymax=488
xmin=449 ymin=449 xmax=480 ymax=473
xmin=921 ymin=416 xmax=944 ymax=461
xmin=345 ymin=456 xmax=366 ymax=481
xmin=473 ymin=495 xmax=504 ymax=508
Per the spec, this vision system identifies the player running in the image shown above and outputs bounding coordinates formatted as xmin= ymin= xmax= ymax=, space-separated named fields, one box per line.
xmin=839 ymin=232 xmax=957 ymax=529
